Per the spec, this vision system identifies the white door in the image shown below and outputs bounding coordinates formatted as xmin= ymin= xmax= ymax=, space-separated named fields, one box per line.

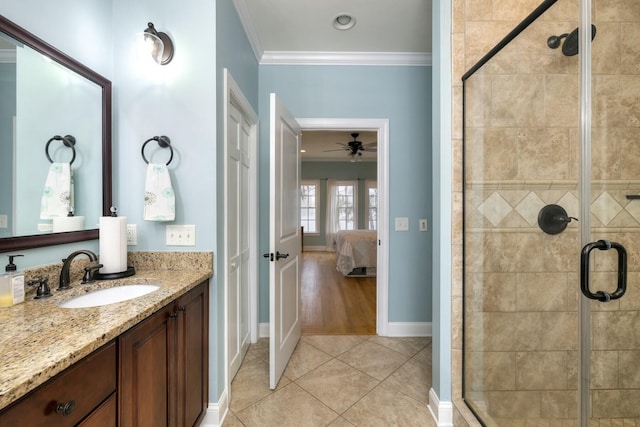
xmin=268 ymin=93 xmax=302 ymax=389
xmin=226 ymin=101 xmax=251 ymax=381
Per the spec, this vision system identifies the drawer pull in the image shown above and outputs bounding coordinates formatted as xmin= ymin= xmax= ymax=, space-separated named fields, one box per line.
xmin=55 ymin=400 xmax=76 ymax=416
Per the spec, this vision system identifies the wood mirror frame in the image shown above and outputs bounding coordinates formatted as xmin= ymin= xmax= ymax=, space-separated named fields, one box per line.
xmin=0 ymin=15 xmax=112 ymax=251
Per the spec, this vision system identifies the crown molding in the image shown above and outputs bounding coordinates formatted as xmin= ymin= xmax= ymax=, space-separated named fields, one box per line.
xmin=260 ymin=51 xmax=432 ymax=66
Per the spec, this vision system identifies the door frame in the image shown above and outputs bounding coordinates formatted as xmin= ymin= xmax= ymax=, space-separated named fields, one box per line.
xmin=222 ymin=69 xmax=259 ymax=408
xmin=297 ymin=118 xmax=390 ymax=335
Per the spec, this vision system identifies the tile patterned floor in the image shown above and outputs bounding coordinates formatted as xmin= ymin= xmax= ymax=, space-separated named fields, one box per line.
xmin=223 ymin=335 xmax=436 ymax=427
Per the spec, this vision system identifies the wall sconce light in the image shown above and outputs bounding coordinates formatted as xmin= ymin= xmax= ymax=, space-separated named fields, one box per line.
xmin=138 ymin=22 xmax=174 ymax=65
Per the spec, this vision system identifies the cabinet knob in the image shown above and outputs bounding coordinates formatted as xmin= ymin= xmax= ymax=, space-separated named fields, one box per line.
xmin=177 ymin=306 xmax=186 ymax=312
xmin=169 ymin=312 xmax=178 ymax=318
xmin=55 ymin=400 xmax=76 ymax=416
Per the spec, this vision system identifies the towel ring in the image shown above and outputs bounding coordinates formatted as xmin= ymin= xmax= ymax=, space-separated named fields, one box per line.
xmin=45 ymin=135 xmax=76 ymax=164
xmin=141 ymin=135 xmax=173 ymax=165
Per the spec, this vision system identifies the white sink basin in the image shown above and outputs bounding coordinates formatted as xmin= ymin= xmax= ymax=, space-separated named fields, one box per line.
xmin=58 ymin=284 xmax=160 ymax=308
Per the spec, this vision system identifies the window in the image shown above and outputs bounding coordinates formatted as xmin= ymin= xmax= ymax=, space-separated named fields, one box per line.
xmin=334 ymin=181 xmax=357 ymax=230
xmin=366 ymin=180 xmax=377 ymax=230
xmin=300 ymin=180 xmax=319 ymax=234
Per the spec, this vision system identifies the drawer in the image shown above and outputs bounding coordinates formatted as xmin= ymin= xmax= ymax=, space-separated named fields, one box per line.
xmin=0 ymin=341 xmax=116 ymax=427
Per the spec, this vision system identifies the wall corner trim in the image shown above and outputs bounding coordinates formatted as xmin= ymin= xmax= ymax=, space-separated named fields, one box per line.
xmin=200 ymin=390 xmax=228 ymax=427
xmin=429 ymin=388 xmax=453 ymax=427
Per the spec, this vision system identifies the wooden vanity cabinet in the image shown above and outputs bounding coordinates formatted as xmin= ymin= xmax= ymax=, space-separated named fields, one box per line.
xmin=0 ymin=341 xmax=117 ymax=427
xmin=119 ymin=280 xmax=209 ymax=427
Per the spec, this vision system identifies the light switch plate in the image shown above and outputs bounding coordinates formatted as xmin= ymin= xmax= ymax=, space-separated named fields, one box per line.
xmin=127 ymin=224 xmax=137 ymax=245
xmin=166 ymin=225 xmax=196 ymax=246
xmin=395 ymin=217 xmax=409 ymax=231
xmin=0 ymin=215 xmax=6 ymax=228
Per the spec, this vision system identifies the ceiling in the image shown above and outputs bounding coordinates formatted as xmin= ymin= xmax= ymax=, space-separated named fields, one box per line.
xmin=237 ymin=0 xmax=432 ymax=64
xmin=236 ymin=0 xmax=432 ymax=161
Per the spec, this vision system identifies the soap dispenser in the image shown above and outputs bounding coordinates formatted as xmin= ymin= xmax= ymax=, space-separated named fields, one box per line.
xmin=0 ymin=255 xmax=25 ymax=307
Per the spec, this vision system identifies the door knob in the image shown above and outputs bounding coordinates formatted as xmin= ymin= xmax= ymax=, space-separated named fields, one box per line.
xmin=276 ymin=251 xmax=289 ymax=260
xmin=263 ymin=253 xmax=274 ymax=261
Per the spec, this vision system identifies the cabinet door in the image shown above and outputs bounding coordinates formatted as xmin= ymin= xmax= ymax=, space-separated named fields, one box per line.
xmin=176 ymin=281 xmax=209 ymax=427
xmin=119 ymin=304 xmax=177 ymax=427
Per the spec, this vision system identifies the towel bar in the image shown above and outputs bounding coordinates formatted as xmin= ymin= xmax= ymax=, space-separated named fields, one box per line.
xmin=141 ymin=135 xmax=173 ymax=165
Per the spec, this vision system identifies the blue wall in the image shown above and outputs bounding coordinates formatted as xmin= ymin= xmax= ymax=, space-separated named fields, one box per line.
xmin=259 ymin=65 xmax=433 ymax=324
xmin=301 ymin=161 xmax=377 ymax=247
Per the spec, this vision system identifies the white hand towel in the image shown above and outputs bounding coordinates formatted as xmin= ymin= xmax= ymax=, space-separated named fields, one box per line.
xmin=144 ymin=163 xmax=175 ymax=221
xmin=40 ymin=162 xmax=74 ymax=219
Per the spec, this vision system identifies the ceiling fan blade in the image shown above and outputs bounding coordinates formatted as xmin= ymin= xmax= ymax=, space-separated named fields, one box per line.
xmin=363 ymin=142 xmax=377 ymax=148
xmin=324 ymin=148 xmax=349 ymax=152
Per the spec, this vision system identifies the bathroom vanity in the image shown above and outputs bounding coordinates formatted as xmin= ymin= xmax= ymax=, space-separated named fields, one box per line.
xmin=0 ymin=253 xmax=212 ymax=427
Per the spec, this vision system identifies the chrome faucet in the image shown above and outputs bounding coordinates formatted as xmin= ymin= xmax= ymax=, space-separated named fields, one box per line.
xmin=58 ymin=250 xmax=102 ymax=290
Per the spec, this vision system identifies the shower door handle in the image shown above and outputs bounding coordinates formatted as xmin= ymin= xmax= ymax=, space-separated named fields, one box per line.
xmin=580 ymin=240 xmax=627 ymax=302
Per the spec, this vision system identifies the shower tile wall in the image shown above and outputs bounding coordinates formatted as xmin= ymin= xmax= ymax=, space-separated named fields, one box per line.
xmin=453 ymin=0 xmax=640 ymax=424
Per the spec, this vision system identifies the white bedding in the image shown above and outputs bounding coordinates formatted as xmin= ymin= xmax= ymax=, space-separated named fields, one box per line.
xmin=334 ymin=230 xmax=377 ymax=276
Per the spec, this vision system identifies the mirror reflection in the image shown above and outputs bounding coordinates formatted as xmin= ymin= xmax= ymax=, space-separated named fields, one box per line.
xmin=0 ymin=27 xmax=103 ymax=239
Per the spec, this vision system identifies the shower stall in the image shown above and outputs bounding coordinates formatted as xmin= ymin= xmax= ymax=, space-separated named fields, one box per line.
xmin=462 ymin=0 xmax=640 ymax=425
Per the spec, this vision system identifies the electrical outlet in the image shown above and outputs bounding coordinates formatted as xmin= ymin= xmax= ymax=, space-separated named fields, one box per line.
xmin=166 ymin=225 xmax=196 ymax=246
xmin=419 ymin=219 xmax=428 ymax=232
xmin=127 ymin=224 xmax=137 ymax=245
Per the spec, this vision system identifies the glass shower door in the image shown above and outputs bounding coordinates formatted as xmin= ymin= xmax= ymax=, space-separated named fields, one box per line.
xmin=586 ymin=0 xmax=640 ymax=423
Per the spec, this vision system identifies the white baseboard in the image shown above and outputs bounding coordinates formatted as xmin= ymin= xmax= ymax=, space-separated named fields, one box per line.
xmin=199 ymin=390 xmax=228 ymax=427
xmin=387 ymin=322 xmax=432 ymax=337
xmin=428 ymin=388 xmax=453 ymax=427
xmin=259 ymin=322 xmax=269 ymax=338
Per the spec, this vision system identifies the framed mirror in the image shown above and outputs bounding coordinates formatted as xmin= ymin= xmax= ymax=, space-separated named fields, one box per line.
xmin=0 ymin=15 xmax=112 ymax=251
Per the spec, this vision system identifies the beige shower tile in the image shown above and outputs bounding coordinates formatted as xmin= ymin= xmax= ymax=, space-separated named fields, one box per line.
xmin=235 ymin=383 xmax=339 ymax=427
xmin=490 ymin=75 xmax=545 ymax=127
xmin=342 ymin=383 xmax=436 ymax=427
xmin=282 ymin=341 xmax=332 ymax=381
xmin=545 ymin=75 xmax=579 ymax=127
xmin=516 ymin=272 xmax=569 ymax=311
xmin=296 ymin=358 xmax=378 ymax=414
xmin=594 ymin=75 xmax=640 ymax=128
xmin=452 ymin=0 xmax=465 ymax=34
xmin=465 ymin=351 xmax=516 ymax=391
xmin=541 ymin=312 xmax=578 ymax=350
xmin=487 ymin=391 xmax=541 ymax=419
xmin=452 ymin=349 xmax=463 ymax=399
xmin=618 ymin=127 xmax=640 ymax=180
xmin=468 ymin=272 xmax=517 ymax=312
xmin=619 ymin=351 xmax=640 ymax=388
xmin=515 ymin=351 xmax=569 ymax=390
xmin=369 ymin=336 xmax=431 ymax=357
xmin=541 ymin=390 xmax=578 ymax=419
xmin=487 ymin=312 xmax=542 ymax=351
xmin=464 ymin=75 xmax=493 ymax=128
xmin=591 ymin=350 xmax=620 ymax=389
xmin=492 ymin=0 xmax=543 ymax=21
xmin=543 ymin=0 xmax=579 ymax=21
xmin=337 ymin=340 xmax=409 ymax=381
xmin=593 ymin=390 xmax=640 ymax=419
xmin=621 ymin=22 xmax=640 ymax=74
xmin=453 ymin=295 xmax=464 ymax=351
xmin=591 ymin=311 xmax=640 ymax=351
xmin=466 ymin=128 xmax=519 ymax=181
xmin=594 ymin=0 xmax=640 ymax=22
xmin=465 ymin=0 xmax=491 ymax=20
xmin=592 ymin=22 xmax=622 ymax=75
xmin=302 ymin=335 xmax=368 ymax=357
xmin=383 ymin=357 xmax=432 ymax=404
xmin=516 ymin=20 xmax=574 ymax=74
xmin=518 ymin=127 xmax=572 ymax=181
xmin=465 ymin=21 xmax=518 ymax=70
xmin=620 ymin=274 xmax=640 ymax=310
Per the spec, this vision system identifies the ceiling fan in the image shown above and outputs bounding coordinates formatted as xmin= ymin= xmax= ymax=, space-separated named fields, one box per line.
xmin=324 ymin=133 xmax=377 ymax=158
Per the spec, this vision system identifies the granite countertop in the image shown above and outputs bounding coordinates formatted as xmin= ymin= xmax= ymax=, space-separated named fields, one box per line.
xmin=0 ymin=252 xmax=213 ymax=412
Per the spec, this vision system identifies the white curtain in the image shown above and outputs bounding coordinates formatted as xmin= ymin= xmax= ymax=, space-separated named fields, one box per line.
xmin=325 ymin=179 xmax=339 ymax=251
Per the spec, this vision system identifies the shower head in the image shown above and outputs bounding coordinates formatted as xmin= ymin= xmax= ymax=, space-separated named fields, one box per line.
xmin=547 ymin=24 xmax=596 ymax=56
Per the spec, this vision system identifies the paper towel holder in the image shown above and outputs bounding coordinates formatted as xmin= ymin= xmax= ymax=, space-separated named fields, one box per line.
xmin=93 ymin=206 xmax=136 ymax=280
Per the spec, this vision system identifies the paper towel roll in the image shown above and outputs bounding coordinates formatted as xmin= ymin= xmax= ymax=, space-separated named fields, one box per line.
xmin=52 ymin=216 xmax=85 ymax=233
xmin=99 ymin=216 xmax=127 ymax=274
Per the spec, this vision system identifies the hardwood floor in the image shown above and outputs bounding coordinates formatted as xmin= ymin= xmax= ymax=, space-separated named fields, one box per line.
xmin=301 ymin=251 xmax=376 ymax=335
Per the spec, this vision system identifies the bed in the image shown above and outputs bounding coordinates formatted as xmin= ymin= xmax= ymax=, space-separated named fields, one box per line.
xmin=334 ymin=230 xmax=377 ymax=276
